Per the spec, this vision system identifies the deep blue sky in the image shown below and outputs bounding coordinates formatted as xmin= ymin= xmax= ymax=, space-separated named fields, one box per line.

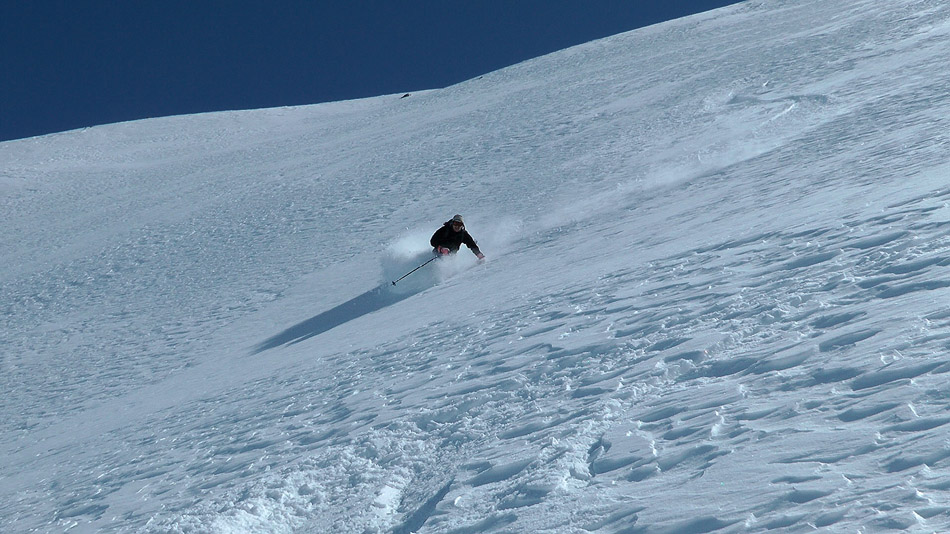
xmin=1 ymin=1 xmax=742 ymax=142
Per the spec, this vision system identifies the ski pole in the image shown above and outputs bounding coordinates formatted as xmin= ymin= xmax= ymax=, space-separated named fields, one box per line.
xmin=391 ymin=256 xmax=438 ymax=286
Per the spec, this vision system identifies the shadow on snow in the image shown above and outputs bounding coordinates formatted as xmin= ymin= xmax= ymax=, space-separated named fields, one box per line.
xmin=254 ymin=251 xmax=463 ymax=353
xmin=253 ymin=284 xmax=418 ymax=353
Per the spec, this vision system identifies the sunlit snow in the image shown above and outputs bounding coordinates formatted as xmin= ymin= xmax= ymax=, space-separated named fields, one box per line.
xmin=3 ymin=0 xmax=950 ymax=533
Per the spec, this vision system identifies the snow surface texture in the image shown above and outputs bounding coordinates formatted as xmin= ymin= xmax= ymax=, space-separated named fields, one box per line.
xmin=3 ymin=0 xmax=950 ymax=532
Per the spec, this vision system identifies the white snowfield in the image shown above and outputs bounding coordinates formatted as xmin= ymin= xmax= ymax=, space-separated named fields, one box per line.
xmin=3 ymin=0 xmax=950 ymax=532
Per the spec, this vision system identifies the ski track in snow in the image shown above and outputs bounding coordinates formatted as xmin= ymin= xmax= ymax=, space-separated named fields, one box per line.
xmin=3 ymin=0 xmax=950 ymax=533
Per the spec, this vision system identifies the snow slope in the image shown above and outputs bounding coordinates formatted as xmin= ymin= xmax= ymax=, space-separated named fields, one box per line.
xmin=3 ymin=0 xmax=950 ymax=532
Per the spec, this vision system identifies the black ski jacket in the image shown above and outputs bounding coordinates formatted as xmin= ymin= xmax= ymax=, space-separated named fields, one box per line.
xmin=430 ymin=222 xmax=481 ymax=256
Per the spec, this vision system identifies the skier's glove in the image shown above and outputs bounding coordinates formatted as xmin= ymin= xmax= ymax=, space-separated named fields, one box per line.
xmin=437 ymin=246 xmax=451 ymax=255
xmin=476 ymin=252 xmax=485 ymax=260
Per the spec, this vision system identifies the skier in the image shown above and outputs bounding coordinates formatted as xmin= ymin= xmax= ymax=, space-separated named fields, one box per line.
xmin=431 ymin=214 xmax=485 ymax=260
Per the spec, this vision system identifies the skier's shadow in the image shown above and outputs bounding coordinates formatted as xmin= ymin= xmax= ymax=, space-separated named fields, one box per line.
xmin=253 ymin=285 xmax=415 ymax=353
